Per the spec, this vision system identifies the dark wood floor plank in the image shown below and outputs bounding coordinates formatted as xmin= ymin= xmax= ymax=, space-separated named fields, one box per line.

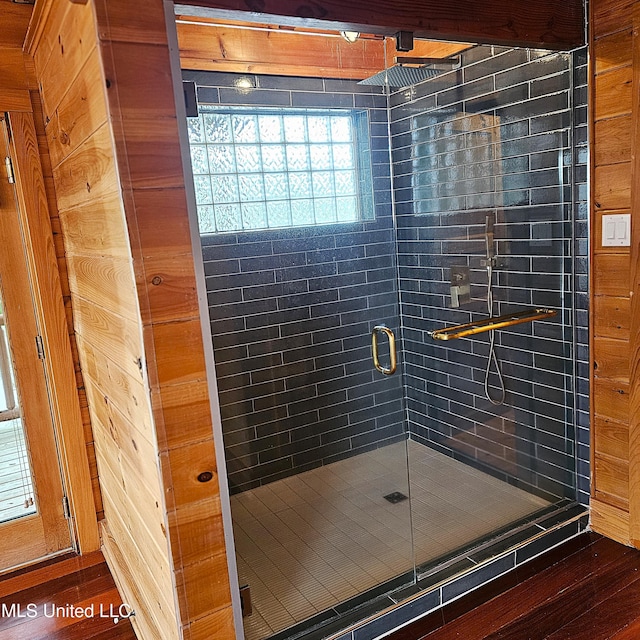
xmin=544 ymin=569 xmax=640 ymax=640
xmin=608 ymin=616 xmax=640 ymax=640
xmin=421 ymin=537 xmax=635 ymax=640
xmin=0 ymin=553 xmax=104 ymax=599
xmin=482 ymin=549 xmax=640 ymax=640
xmin=0 ymin=568 xmax=117 ymax=631
xmin=0 ymin=554 xmax=135 ymax=640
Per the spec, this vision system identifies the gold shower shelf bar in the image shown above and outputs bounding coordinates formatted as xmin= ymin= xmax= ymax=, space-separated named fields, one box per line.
xmin=428 ymin=308 xmax=557 ymax=341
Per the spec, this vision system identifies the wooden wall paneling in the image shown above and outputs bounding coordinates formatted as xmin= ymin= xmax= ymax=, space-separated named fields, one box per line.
xmin=593 ymin=163 xmax=632 ymax=209
xmin=0 ymin=0 xmax=32 ymax=48
xmin=595 ymin=416 xmax=630 ymax=460
xmin=180 ymin=0 xmax=585 ymax=49
xmin=628 ymin=0 xmax=640 ymax=547
xmin=152 ymin=381 xmax=215 ymax=451
xmin=51 ymin=122 xmax=120 ymax=212
xmin=176 ymin=19 xmax=472 ymax=78
xmin=76 ymin=334 xmax=155 ymax=442
xmin=46 ymin=47 xmax=109 ymax=170
xmin=100 ymin=513 xmax=179 ymax=640
xmin=59 ymin=193 xmax=133 ymax=259
xmin=595 ymin=28 xmax=633 ymax=73
xmin=594 ymin=65 xmax=633 ymax=120
xmin=0 ymin=48 xmax=31 ymax=111
xmin=592 ymin=253 xmax=632 ymax=296
xmin=593 ymin=0 xmax=635 ymax=38
xmin=141 ymin=254 xmax=200 ymax=325
xmin=66 ymin=254 xmax=140 ymax=323
xmin=594 ymin=116 xmax=632 ymax=165
xmin=590 ymin=0 xmax=634 ymax=541
xmin=593 ymin=296 xmax=631 ymax=338
xmin=91 ymin=0 xmax=237 ymax=634
xmin=594 ymin=380 xmax=630 ymax=430
xmin=30 ymin=1 xmax=183 ymax=637
xmin=591 ymin=498 xmax=631 ymax=545
xmin=32 ymin=0 xmax=97 ymax=121
xmin=594 ymin=337 xmax=631 ymax=379
xmin=595 ymin=453 xmax=629 ymax=507
xmin=7 ymin=111 xmax=100 ymax=553
xmin=177 ymin=20 xmax=388 ymax=77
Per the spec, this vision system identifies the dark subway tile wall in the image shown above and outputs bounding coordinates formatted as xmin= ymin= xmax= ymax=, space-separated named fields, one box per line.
xmin=389 ymin=46 xmax=588 ymax=503
xmin=185 ymin=71 xmax=404 ymax=492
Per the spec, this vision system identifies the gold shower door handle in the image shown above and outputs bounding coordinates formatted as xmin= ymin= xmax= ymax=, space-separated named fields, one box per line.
xmin=371 ymin=325 xmax=397 ymax=376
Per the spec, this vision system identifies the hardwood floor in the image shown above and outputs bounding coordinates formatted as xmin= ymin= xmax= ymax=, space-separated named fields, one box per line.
xmin=389 ymin=532 xmax=640 ymax=640
xmin=2 ymin=533 xmax=640 ymax=640
xmin=0 ymin=551 xmax=136 ymax=639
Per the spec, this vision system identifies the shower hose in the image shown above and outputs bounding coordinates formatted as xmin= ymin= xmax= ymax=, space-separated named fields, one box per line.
xmin=484 ymin=262 xmax=506 ymax=405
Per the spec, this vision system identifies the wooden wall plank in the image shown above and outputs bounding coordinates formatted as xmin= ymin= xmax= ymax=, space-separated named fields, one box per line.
xmin=177 ymin=21 xmax=470 ymax=77
xmin=594 ymin=337 xmax=631 ymax=379
xmin=593 ymin=162 xmax=632 ymax=209
xmin=0 ymin=0 xmax=32 ymax=48
xmin=593 ymin=0 xmax=634 ymax=38
xmin=152 ymin=381 xmax=215 ymax=452
xmin=167 ymin=497 xmax=223 ymax=567
xmin=594 ymin=66 xmax=633 ymax=120
xmin=595 ymin=416 xmax=629 ymax=460
xmin=59 ymin=193 xmax=132 ymax=259
xmin=0 ymin=48 xmax=28 ymax=90
xmin=101 ymin=515 xmax=179 ymax=640
xmin=66 ymin=254 xmax=139 ymax=323
xmin=33 ymin=0 xmax=98 ymax=121
xmin=593 ymin=296 xmax=631 ymax=338
xmin=141 ymin=254 xmax=200 ymax=325
xmin=595 ymin=28 xmax=633 ymax=73
xmin=594 ymin=116 xmax=632 ymax=165
xmin=594 ymin=379 xmax=631 ymax=424
xmin=73 ymin=296 xmax=144 ymax=382
xmin=591 ymin=498 xmax=631 ymax=545
xmin=184 ymin=605 xmax=235 ymax=640
xmin=0 ymin=47 xmax=31 ymax=111
xmin=46 ymin=47 xmax=108 ymax=170
xmin=77 ymin=334 xmax=155 ymax=445
xmin=592 ymin=253 xmax=632 ymax=296
xmin=595 ymin=453 xmax=629 ymax=502
xmin=52 ymin=122 xmax=120 ymax=212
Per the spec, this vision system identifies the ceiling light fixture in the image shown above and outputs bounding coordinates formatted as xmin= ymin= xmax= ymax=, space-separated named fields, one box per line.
xmin=340 ymin=30 xmax=360 ymax=43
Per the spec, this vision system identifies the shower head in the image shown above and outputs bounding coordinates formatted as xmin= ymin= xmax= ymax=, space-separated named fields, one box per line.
xmin=358 ymin=56 xmax=460 ymax=88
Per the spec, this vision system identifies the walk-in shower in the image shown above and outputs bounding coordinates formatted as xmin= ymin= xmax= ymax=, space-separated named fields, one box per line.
xmin=181 ymin=26 xmax=589 ymax=640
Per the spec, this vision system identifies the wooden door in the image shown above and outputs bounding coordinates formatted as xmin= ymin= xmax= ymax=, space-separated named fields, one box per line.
xmin=0 ymin=117 xmax=71 ymax=570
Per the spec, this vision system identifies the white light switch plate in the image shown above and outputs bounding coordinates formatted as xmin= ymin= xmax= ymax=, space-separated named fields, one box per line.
xmin=602 ymin=214 xmax=631 ymax=247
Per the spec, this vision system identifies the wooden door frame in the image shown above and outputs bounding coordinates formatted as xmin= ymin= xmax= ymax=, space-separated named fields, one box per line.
xmin=4 ymin=111 xmax=100 ymax=555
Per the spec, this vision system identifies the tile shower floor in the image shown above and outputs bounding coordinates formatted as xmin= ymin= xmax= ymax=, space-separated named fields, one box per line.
xmin=231 ymin=440 xmax=550 ymax=640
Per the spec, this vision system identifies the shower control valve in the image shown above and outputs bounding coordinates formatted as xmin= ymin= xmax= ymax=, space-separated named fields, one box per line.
xmin=480 ymin=256 xmax=497 ymax=268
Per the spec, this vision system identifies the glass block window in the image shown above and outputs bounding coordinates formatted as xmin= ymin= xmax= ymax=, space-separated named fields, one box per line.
xmin=187 ymin=106 xmax=374 ymax=234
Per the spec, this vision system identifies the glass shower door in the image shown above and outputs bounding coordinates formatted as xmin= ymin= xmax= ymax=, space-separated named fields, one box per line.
xmin=385 ymin=42 xmax=579 ymax=572
xmin=182 ymin=36 xmax=414 ymax=639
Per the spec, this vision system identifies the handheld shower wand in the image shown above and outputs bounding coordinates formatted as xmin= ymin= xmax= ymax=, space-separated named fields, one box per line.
xmin=483 ymin=214 xmax=505 ymax=406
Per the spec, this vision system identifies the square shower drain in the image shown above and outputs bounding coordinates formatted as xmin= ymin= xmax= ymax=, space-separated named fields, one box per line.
xmin=383 ymin=491 xmax=408 ymax=504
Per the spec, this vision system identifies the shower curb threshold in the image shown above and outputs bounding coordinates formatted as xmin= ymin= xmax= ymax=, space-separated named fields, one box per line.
xmin=269 ymin=501 xmax=588 ymax=640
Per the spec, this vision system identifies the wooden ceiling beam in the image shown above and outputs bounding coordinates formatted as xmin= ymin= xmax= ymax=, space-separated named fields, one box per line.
xmin=174 ymin=0 xmax=585 ymax=51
